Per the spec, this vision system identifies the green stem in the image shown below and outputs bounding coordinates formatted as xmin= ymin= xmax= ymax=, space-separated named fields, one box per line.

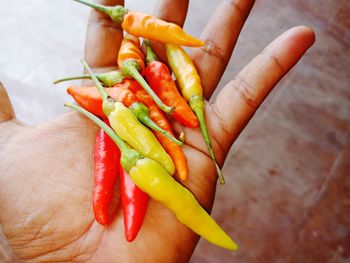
xmin=72 ymin=0 xmax=128 ymax=24
xmin=189 ymin=96 xmax=225 ymax=185
xmin=97 ymin=71 xmax=124 ymax=87
xmin=53 ymin=71 xmax=124 ymax=87
xmin=64 ymin=103 xmax=142 ymax=172
xmin=82 ymin=60 xmax=116 ymax=115
xmin=65 ymin=103 xmax=127 ymax=152
xmin=140 ymin=114 xmax=183 ymax=146
xmin=53 ymin=75 xmax=90 ymax=84
xmin=81 ymin=60 xmax=109 ymax=101
xmin=72 ymin=0 xmax=111 ymax=14
xmin=130 ymin=102 xmax=183 ymax=146
xmin=123 ymin=60 xmax=174 ymax=114
xmin=144 ymin=39 xmax=158 ymax=64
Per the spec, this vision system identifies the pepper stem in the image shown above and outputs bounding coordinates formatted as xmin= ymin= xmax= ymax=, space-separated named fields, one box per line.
xmin=189 ymin=96 xmax=225 ymax=185
xmin=130 ymin=102 xmax=183 ymax=146
xmin=139 ymin=114 xmax=183 ymax=146
xmin=81 ymin=60 xmax=108 ymax=100
xmin=53 ymin=71 xmax=124 ymax=87
xmin=143 ymin=39 xmax=158 ymax=64
xmin=122 ymin=60 xmax=174 ymax=114
xmin=53 ymin=74 xmax=91 ymax=84
xmin=97 ymin=71 xmax=124 ymax=87
xmin=72 ymin=0 xmax=128 ymax=24
xmin=65 ymin=103 xmax=126 ymax=152
xmin=64 ymin=103 xmax=142 ymax=172
xmin=72 ymin=0 xmax=111 ymax=14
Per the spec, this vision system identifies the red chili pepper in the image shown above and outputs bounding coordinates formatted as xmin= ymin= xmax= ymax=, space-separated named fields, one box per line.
xmin=119 ymin=163 xmax=149 ymax=242
xmin=93 ymin=121 xmax=121 ymax=225
xmin=143 ymin=40 xmax=199 ymax=128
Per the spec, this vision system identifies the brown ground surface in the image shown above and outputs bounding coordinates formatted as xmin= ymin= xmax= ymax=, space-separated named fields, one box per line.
xmin=189 ymin=0 xmax=350 ymax=262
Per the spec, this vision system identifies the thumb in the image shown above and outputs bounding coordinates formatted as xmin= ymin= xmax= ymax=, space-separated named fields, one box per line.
xmin=0 ymin=81 xmax=15 ymax=123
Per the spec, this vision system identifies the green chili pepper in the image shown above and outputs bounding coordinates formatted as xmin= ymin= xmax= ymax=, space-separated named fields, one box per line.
xmin=165 ymin=44 xmax=225 ymax=184
xmin=64 ymin=103 xmax=237 ymax=251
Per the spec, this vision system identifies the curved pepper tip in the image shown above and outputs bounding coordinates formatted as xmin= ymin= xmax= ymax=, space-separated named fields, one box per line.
xmin=196 ymin=40 xmax=206 ymax=47
xmin=229 ymin=243 xmax=238 ymax=252
xmin=125 ymin=234 xmax=135 ymax=243
xmin=93 ymin=211 xmax=110 ymax=226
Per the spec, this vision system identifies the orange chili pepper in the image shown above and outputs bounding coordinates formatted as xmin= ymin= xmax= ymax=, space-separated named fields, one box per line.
xmin=117 ymin=34 xmax=145 ymax=72
xmin=120 ymin=80 xmax=188 ymax=181
xmin=72 ymin=0 xmax=204 ymax=47
xmin=122 ymin=11 xmax=204 ymax=47
xmin=67 ymin=84 xmax=135 ymax=118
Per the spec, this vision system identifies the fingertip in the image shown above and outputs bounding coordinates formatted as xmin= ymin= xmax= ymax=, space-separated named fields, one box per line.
xmin=291 ymin=25 xmax=316 ymax=47
xmin=282 ymin=26 xmax=316 ymax=53
xmin=262 ymin=25 xmax=316 ymax=72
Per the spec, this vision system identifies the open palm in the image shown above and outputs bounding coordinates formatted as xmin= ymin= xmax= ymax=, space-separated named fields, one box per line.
xmin=0 ymin=0 xmax=315 ymax=262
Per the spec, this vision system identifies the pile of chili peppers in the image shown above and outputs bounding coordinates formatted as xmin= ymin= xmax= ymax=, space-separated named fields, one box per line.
xmin=54 ymin=0 xmax=237 ymax=251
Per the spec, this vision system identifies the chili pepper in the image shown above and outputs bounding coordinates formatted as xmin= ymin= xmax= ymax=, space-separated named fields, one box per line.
xmin=58 ymin=61 xmax=198 ymax=129
xmin=64 ymin=103 xmax=237 ymax=251
xmin=143 ymin=40 xmax=199 ymax=128
xmin=120 ymin=164 xmax=149 ymax=242
xmin=82 ymin=60 xmax=175 ymax=175
xmin=72 ymin=0 xmax=204 ymax=47
xmin=93 ymin=122 xmax=120 ymax=225
xmin=165 ymin=44 xmax=225 ymax=185
xmin=126 ymin=81 xmax=188 ymax=181
xmin=62 ymin=72 xmax=188 ymax=179
xmin=53 ymin=70 xmax=124 ymax=86
xmin=67 ymin=84 xmax=182 ymax=145
xmin=118 ymin=34 xmax=173 ymax=114
xmin=67 ymin=84 xmax=134 ymax=118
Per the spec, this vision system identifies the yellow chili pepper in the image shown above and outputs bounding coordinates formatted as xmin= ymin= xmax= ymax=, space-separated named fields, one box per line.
xmin=109 ymin=102 xmax=175 ymax=175
xmin=122 ymin=11 xmax=204 ymax=47
xmin=82 ymin=60 xmax=175 ymax=175
xmin=165 ymin=44 xmax=225 ymax=184
xmin=64 ymin=103 xmax=237 ymax=251
xmin=129 ymin=158 xmax=237 ymax=250
xmin=72 ymin=0 xmax=204 ymax=47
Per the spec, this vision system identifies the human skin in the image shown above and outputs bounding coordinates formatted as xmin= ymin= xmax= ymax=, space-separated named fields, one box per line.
xmin=0 ymin=0 xmax=315 ymax=262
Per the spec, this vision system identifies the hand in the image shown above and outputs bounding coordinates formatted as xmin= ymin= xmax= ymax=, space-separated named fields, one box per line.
xmin=0 ymin=0 xmax=315 ymax=262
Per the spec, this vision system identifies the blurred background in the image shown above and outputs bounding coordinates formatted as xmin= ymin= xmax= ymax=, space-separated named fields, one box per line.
xmin=0 ymin=0 xmax=349 ymax=262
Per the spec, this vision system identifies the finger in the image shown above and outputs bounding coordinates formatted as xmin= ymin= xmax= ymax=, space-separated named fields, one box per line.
xmin=150 ymin=0 xmax=189 ymax=62
xmin=84 ymin=0 xmax=124 ymax=68
xmin=210 ymin=26 xmax=316 ymax=155
xmin=191 ymin=0 xmax=255 ymax=99
xmin=0 ymin=82 xmax=15 ymax=123
xmin=154 ymin=0 xmax=189 ymax=25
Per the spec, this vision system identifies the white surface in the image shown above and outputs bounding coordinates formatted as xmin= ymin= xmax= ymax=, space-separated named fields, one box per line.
xmin=0 ymin=0 xmax=159 ymax=124
xmin=1 ymin=0 xmax=246 ymax=125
